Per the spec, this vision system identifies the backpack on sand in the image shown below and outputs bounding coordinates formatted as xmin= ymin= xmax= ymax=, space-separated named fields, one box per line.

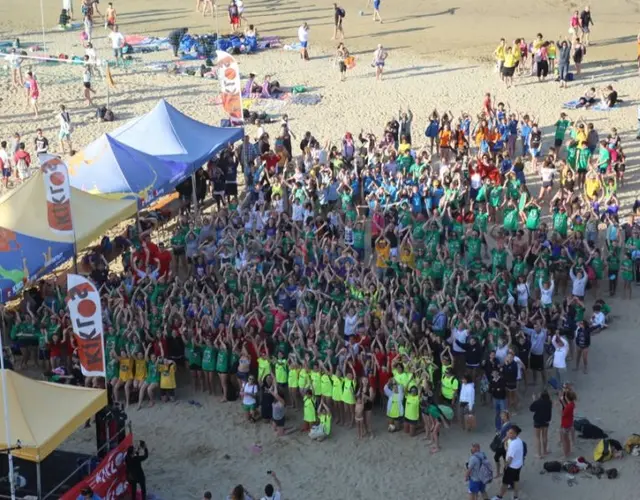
xmin=624 ymin=433 xmax=640 ymax=453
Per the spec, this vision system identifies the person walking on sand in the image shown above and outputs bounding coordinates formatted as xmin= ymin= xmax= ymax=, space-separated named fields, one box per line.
xmin=373 ymin=0 xmax=383 ymax=23
xmin=372 ymin=44 xmax=387 ymax=80
xmin=82 ymin=60 xmax=96 ymax=106
xmin=105 ymin=2 xmax=117 ymax=29
xmin=298 ymin=22 xmax=310 ymax=60
xmin=466 ymin=443 xmax=490 ymax=500
xmin=25 ymin=71 xmax=39 ymax=118
xmin=58 ymin=104 xmax=73 ymax=155
xmin=333 ymin=4 xmax=345 ymax=40
xmin=6 ymin=48 xmax=23 ymax=88
xmin=491 ymin=425 xmax=524 ymax=500
xmin=108 ymin=24 xmax=125 ymax=66
xmin=579 ymin=6 xmax=593 ymax=46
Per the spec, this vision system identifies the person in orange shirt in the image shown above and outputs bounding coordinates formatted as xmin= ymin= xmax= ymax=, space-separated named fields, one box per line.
xmin=438 ymin=123 xmax=452 ymax=162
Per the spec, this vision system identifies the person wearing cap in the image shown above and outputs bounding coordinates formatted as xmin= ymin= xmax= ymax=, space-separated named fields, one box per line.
xmin=77 ymin=487 xmax=102 ymax=500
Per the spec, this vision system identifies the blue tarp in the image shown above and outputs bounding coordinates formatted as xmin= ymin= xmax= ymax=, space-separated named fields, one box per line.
xmin=67 ymin=134 xmax=189 ymax=206
xmin=110 ymin=99 xmax=244 ymax=167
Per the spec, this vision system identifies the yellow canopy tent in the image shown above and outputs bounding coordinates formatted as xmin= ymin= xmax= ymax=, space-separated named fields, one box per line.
xmin=0 ymin=167 xmax=137 ymax=302
xmin=0 ymin=168 xmax=137 ymax=250
xmin=0 ymin=370 xmax=107 ymax=462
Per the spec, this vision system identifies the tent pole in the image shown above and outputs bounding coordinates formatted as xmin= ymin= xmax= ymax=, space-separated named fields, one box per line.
xmin=106 ymin=62 xmax=110 ymax=109
xmin=0 ymin=332 xmax=16 ymax=500
xmin=191 ymin=172 xmax=198 ymax=219
xmin=37 ymin=462 xmax=42 ymax=499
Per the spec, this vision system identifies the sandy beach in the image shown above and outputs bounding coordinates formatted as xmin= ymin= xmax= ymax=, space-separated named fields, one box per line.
xmin=2 ymin=1 xmax=640 ymax=499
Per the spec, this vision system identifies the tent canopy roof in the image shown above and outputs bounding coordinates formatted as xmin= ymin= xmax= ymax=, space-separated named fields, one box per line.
xmin=0 ymin=168 xmax=136 ymax=302
xmin=0 ymin=370 xmax=107 ymax=462
xmin=0 ymin=168 xmax=136 ymax=248
xmin=67 ymin=134 xmax=189 ymax=202
xmin=109 ymin=99 xmax=244 ymax=165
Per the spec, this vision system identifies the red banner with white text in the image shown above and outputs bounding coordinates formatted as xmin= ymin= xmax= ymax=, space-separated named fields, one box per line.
xmin=61 ymin=434 xmax=133 ymax=500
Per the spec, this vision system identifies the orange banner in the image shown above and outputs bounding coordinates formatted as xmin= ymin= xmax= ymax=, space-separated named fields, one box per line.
xmin=66 ymin=274 xmax=105 ymax=377
xmin=40 ymin=155 xmax=73 ymax=234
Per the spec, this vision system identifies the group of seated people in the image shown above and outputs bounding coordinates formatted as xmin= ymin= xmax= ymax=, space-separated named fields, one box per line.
xmin=242 ymin=73 xmax=283 ymax=98
xmin=576 ymin=85 xmax=618 ymax=108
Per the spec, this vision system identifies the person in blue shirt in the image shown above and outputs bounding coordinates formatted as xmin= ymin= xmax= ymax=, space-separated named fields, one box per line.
xmin=77 ymin=487 xmax=102 ymax=500
xmin=519 ymin=114 xmax=532 ymax=156
xmin=507 ymin=113 xmax=519 ymax=157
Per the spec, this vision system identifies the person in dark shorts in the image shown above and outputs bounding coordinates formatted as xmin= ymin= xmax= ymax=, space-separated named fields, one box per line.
xmin=333 ymin=3 xmax=345 ymax=40
xmin=493 ymin=425 xmax=524 ymax=500
xmin=529 ymin=390 xmax=552 ymax=458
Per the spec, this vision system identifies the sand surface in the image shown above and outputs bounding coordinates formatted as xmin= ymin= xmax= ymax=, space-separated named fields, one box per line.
xmin=2 ymin=1 xmax=640 ymax=499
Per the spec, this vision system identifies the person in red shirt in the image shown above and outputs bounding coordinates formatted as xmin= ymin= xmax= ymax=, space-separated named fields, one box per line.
xmin=560 ymin=389 xmax=576 ymax=458
xmin=13 ymin=143 xmax=31 ymax=181
xmin=48 ymin=331 xmax=66 ymax=370
xmin=155 ymin=242 xmax=173 ymax=278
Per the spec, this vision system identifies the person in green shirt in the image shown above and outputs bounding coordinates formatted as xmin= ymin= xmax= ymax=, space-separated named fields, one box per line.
xmin=554 ymin=113 xmax=571 ymax=147
xmin=596 ymin=140 xmax=611 ymax=174
xmin=620 ymin=252 xmax=634 ymax=299
xmin=553 ymin=208 xmax=569 ymax=238
xmin=566 ymin=140 xmax=578 ymax=170
xmin=352 ymin=221 xmax=365 ymax=261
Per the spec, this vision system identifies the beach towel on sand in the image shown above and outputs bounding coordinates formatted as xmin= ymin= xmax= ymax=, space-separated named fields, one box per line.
xmin=563 ymin=99 xmax=615 ymax=111
xmin=284 ymin=42 xmax=303 ymax=51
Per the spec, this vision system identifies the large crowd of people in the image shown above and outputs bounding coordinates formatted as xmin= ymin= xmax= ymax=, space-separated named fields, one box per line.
xmin=5 ymin=77 xmax=634 ymax=497
xmin=3 ymin=2 xmax=640 ymax=499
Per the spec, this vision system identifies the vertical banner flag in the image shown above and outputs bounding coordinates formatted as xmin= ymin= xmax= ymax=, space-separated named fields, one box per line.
xmin=40 ymin=155 xmax=73 ymax=234
xmin=215 ymin=50 xmax=243 ymax=125
xmin=66 ymin=274 xmax=106 ymax=377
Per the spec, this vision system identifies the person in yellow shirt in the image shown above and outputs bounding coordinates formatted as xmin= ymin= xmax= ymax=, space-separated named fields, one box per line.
xmin=374 ymin=235 xmax=390 ymax=278
xmin=158 ymin=358 xmax=177 ymax=402
xmin=494 ymin=38 xmax=506 ymax=77
xmin=114 ymin=349 xmax=134 ymax=406
xmin=502 ymin=47 xmax=517 ymax=88
xmin=133 ymin=351 xmax=147 ymax=393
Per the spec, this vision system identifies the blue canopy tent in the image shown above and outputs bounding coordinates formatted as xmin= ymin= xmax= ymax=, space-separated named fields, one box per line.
xmin=67 ymin=134 xmax=190 ymax=206
xmin=110 ymin=99 xmax=244 ymax=167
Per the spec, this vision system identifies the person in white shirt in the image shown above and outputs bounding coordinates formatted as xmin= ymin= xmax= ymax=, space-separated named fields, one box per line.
xmin=538 ymin=158 xmax=555 ymax=201
xmin=297 ymin=22 xmax=310 ymax=60
xmin=492 ymin=425 xmax=524 ymax=500
xmin=0 ymin=142 xmax=11 ymax=188
xmin=590 ymin=306 xmax=607 ymax=332
xmin=240 ymin=375 xmax=259 ymax=421
xmin=539 ymin=277 xmax=554 ymax=307
xmin=84 ymin=42 xmax=101 ymax=76
xmin=6 ymin=48 xmax=23 ymax=87
xmin=260 ymin=471 xmax=282 ymax=500
xmin=108 ymin=25 xmax=125 ymax=65
xmin=459 ymin=374 xmax=476 ymax=431
xmin=58 ymin=104 xmax=73 ymax=154
xmin=569 ymin=264 xmax=588 ymax=298
xmin=343 ymin=306 xmax=359 ymax=338
xmin=551 ymin=333 xmax=568 ymax=386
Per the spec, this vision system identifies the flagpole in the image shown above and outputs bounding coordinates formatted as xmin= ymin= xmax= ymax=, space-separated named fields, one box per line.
xmin=0 ymin=333 xmax=17 ymax=500
xmin=39 ymin=0 xmax=47 ymax=51
xmin=105 ymin=62 xmax=111 ymax=109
